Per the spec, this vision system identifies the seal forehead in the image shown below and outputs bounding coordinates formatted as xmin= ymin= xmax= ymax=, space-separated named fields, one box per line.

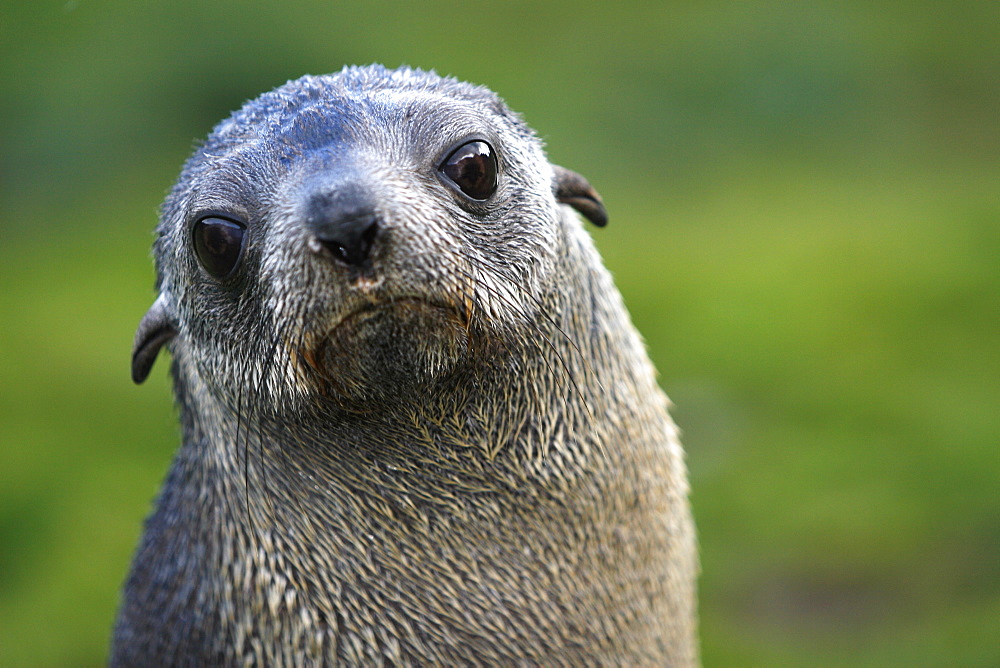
xmin=209 ymin=66 xmax=509 ymax=151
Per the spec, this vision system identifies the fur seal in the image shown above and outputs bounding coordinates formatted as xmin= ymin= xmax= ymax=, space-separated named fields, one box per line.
xmin=113 ymin=64 xmax=697 ymax=665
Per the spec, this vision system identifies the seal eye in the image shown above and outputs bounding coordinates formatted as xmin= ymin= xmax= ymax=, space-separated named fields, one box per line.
xmin=192 ymin=216 xmax=247 ymax=279
xmin=439 ymin=140 xmax=497 ymax=201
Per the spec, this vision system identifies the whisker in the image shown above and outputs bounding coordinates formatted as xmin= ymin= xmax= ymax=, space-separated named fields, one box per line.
xmin=453 ymin=262 xmax=591 ymax=405
xmin=237 ymin=355 xmax=259 ymax=556
xmin=450 ymin=260 xmax=607 ymax=464
xmin=267 ymin=298 xmax=315 ymax=530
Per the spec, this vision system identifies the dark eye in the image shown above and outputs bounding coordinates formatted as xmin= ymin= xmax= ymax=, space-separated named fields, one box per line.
xmin=439 ymin=140 xmax=498 ymax=201
xmin=192 ymin=216 xmax=247 ymax=279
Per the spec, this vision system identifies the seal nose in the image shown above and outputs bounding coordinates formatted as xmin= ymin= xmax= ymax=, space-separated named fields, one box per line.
xmin=305 ymin=184 xmax=381 ymax=268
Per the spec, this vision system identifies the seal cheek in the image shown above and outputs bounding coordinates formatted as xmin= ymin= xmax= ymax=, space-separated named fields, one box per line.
xmin=312 ymin=300 xmax=470 ymax=402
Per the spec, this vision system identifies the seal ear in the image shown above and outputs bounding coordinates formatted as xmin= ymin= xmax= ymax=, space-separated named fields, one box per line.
xmin=552 ymin=165 xmax=608 ymax=227
xmin=131 ymin=294 xmax=178 ymax=384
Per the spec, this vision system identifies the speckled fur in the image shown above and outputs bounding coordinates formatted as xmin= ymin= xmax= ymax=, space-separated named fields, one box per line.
xmin=112 ymin=65 xmax=698 ymax=666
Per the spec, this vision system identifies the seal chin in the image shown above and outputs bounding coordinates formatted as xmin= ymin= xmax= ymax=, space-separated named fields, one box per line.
xmin=312 ymin=298 xmax=470 ymax=403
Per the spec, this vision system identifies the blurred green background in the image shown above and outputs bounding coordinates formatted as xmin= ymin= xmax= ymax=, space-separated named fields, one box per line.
xmin=1 ymin=1 xmax=997 ymax=665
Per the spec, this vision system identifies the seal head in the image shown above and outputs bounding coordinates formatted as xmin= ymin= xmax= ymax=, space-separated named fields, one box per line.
xmin=133 ymin=66 xmax=606 ymax=406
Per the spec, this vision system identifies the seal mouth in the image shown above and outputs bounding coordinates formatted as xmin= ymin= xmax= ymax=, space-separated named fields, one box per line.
xmin=340 ymin=295 xmax=468 ymax=325
xmin=295 ymin=295 xmax=473 ymax=402
xmin=320 ymin=296 xmax=471 ymax=339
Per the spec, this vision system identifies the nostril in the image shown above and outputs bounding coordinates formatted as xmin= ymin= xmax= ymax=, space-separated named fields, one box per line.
xmin=317 ymin=239 xmax=350 ymax=264
xmin=310 ymin=213 xmax=380 ymax=267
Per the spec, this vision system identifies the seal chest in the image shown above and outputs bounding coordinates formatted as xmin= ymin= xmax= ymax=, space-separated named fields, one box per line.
xmin=114 ymin=64 xmax=698 ymax=665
